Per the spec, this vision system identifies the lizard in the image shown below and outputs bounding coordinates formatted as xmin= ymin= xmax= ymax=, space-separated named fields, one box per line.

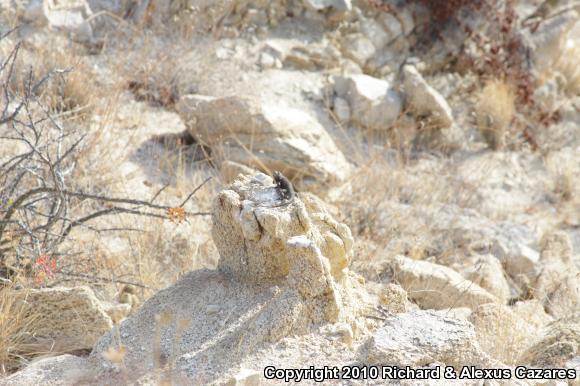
xmin=272 ymin=171 xmax=296 ymax=205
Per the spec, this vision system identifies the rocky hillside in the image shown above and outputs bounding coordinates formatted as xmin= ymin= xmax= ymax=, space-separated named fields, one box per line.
xmin=0 ymin=0 xmax=579 ymax=385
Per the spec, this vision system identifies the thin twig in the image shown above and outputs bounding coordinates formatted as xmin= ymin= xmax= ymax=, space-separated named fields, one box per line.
xmin=150 ymin=183 xmax=169 ymax=204
xmin=180 ymin=176 xmax=212 ymax=207
xmin=60 ymin=206 xmax=168 ymax=239
xmin=57 ymin=270 xmax=152 ymax=289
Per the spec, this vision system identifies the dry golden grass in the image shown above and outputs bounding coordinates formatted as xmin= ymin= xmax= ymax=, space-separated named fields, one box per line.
xmin=547 ymin=155 xmax=578 ymax=204
xmin=476 ymin=79 xmax=515 ymax=150
xmin=9 ymin=45 xmax=100 ymax=116
xmin=471 ymin=305 xmax=532 ymax=366
xmin=110 ymin=36 xmax=188 ymax=109
xmin=553 ymin=42 xmax=580 ymax=96
xmin=0 ymin=286 xmax=45 ymax=375
xmin=333 ymin=154 xmax=481 ymax=274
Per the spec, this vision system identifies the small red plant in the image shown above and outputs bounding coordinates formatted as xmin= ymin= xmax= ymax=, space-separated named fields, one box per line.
xmin=34 ymin=254 xmax=58 ymax=286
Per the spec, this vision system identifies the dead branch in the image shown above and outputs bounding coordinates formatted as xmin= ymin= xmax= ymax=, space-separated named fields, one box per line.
xmin=0 ymin=30 xmax=212 ymax=283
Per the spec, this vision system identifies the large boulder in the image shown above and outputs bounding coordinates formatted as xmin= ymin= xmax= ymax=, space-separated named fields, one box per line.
xmin=11 ymin=286 xmax=113 ymax=352
xmin=23 ymin=0 xmax=93 ymax=43
xmin=176 ymin=95 xmax=351 ymax=194
xmin=388 ymin=255 xmax=498 ymax=310
xmin=89 ymin=173 xmax=371 ymax=383
xmin=333 ymin=74 xmax=402 ymax=131
xmin=365 ymin=310 xmax=498 ymax=368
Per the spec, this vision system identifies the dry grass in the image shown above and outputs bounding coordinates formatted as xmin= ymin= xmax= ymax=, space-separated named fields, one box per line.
xmin=547 ymin=155 xmax=578 ymax=204
xmin=0 ymin=286 xmax=45 ymax=375
xmin=334 ymin=152 xmax=481 ymax=270
xmin=476 ymin=79 xmax=515 ymax=150
xmin=126 ymin=58 xmax=181 ymax=108
xmin=471 ymin=305 xmax=532 ymax=365
xmin=9 ymin=45 xmax=100 ymax=116
xmin=110 ymin=36 xmax=194 ymax=110
xmin=553 ymin=42 xmax=580 ymax=96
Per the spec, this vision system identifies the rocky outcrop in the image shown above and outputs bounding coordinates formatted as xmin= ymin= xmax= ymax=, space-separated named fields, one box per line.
xmin=176 ymin=95 xmax=351 ymax=194
xmin=4 ymin=0 xmax=579 ymax=383
xmin=89 ymin=173 xmax=371 ymax=383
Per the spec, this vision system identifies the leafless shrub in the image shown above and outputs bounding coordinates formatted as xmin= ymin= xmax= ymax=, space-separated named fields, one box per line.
xmin=0 ymin=29 xmax=210 ymax=286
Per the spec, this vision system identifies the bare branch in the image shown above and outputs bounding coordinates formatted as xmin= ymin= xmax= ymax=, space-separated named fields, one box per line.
xmin=57 ymin=270 xmax=153 ymax=289
xmin=150 ymin=183 xmax=169 ymax=204
xmin=180 ymin=176 xmax=212 ymax=207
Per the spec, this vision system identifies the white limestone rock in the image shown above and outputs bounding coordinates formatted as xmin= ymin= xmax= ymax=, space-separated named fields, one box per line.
xmin=402 ymin=65 xmax=454 ymax=129
xmin=463 ymin=254 xmax=511 ymax=303
xmin=3 ymin=355 xmax=94 ymax=386
xmin=303 ymin=0 xmax=351 ymax=12
xmin=11 ymin=286 xmax=113 ymax=352
xmin=365 ymin=310 xmax=497 ymax=368
xmin=341 ymin=33 xmax=376 ymax=67
xmin=390 ymin=255 xmax=498 ymax=310
xmin=176 ymin=95 xmax=352 ymax=194
xmin=23 ymin=0 xmax=93 ymax=42
xmin=334 ymin=74 xmax=402 ymax=130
